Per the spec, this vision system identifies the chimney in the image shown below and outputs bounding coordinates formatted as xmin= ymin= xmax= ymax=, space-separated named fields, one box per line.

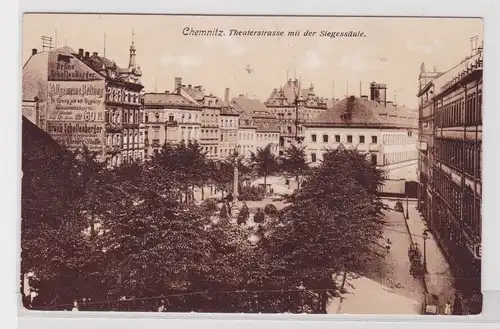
xmin=361 ymin=95 xmax=368 ymax=100
xmin=84 ymin=51 xmax=90 ymax=59
xmin=188 ymin=84 xmax=192 ymax=88
xmin=239 ymin=94 xmax=244 ymax=98
xmin=31 ymin=48 xmax=37 ymax=55
xmin=78 ymin=48 xmax=84 ymax=57
xmin=224 ymin=88 xmax=230 ymax=103
xmin=174 ymin=77 xmax=182 ymax=90
xmin=165 ymin=90 xmax=170 ymax=94
xmin=369 ymin=82 xmax=387 ymax=107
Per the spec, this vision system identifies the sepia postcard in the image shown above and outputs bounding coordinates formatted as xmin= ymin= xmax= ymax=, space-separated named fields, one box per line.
xmin=21 ymin=14 xmax=483 ymax=315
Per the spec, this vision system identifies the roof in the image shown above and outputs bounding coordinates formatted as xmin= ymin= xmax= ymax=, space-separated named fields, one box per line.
xmin=22 ymin=51 xmax=49 ymax=101
xmin=431 ymin=51 xmax=483 ymax=95
xmin=181 ymin=85 xmax=205 ymax=101
xmin=220 ymin=106 xmax=240 ymax=116
xmin=231 ymin=97 xmax=274 ymax=117
xmin=307 ymin=96 xmax=417 ymax=128
xmin=266 ymin=79 xmax=328 ymax=109
xmin=255 ymin=121 xmax=280 ymax=133
xmin=52 ymin=46 xmax=77 ymax=54
xmin=238 ymin=111 xmax=257 ymax=128
xmin=144 ymin=92 xmax=201 ymax=108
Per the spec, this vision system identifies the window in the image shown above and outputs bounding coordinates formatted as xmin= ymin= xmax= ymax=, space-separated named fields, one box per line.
xmin=347 ymin=135 xmax=353 ymax=143
xmin=311 ymin=153 xmax=317 ymax=163
xmin=372 ymin=136 xmax=378 ymax=144
xmin=323 ymin=134 xmax=329 ymax=143
xmin=221 ymin=134 xmax=224 ymax=141
xmin=335 ymin=135 xmax=340 ymax=143
xmin=169 ymin=115 xmax=174 ymax=122
xmin=311 ymin=134 xmax=317 ymax=142
xmin=408 ymin=130 xmax=413 ymax=137
xmin=371 ymin=154 xmax=378 ymax=165
xmin=287 ymin=126 xmax=292 ymax=134
xmin=359 ymin=135 xmax=365 ymax=143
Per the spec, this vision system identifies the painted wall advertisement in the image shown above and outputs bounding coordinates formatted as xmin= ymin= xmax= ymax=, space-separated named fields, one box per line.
xmin=46 ymin=80 xmax=106 ymax=152
xmin=48 ymin=52 xmax=101 ymax=81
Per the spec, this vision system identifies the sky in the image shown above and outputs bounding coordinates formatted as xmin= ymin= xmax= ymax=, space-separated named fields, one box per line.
xmin=22 ymin=14 xmax=483 ymax=108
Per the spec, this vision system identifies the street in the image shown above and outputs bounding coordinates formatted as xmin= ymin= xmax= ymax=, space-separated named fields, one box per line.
xmin=327 ymin=200 xmax=424 ymax=314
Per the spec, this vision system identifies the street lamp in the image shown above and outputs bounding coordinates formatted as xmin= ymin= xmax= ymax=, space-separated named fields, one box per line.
xmin=233 ymin=145 xmax=241 ymax=201
xmin=422 ymin=230 xmax=429 ymax=273
xmin=405 ymin=193 xmax=410 ymax=220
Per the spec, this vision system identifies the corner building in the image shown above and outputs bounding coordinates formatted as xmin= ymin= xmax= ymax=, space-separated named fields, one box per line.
xmin=22 ymin=39 xmax=144 ymax=166
xmin=417 ymin=47 xmax=482 ymax=313
xmin=304 ymin=82 xmax=418 ymax=191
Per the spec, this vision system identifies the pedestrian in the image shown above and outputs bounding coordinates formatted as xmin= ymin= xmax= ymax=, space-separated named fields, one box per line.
xmin=385 ymin=238 xmax=391 ymax=253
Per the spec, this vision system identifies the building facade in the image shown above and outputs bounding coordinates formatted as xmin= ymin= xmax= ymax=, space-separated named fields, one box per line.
xmin=143 ymin=91 xmax=201 ymax=156
xmin=265 ymin=79 xmax=328 ymax=154
xmin=176 ymin=78 xmax=224 ymax=159
xmin=417 ymin=48 xmax=483 ymax=313
xmin=219 ymin=107 xmax=240 ymax=160
xmin=231 ymin=95 xmax=280 ymax=157
xmin=23 ymin=41 xmax=144 ymax=166
xmin=304 ymin=83 xmax=418 ymax=187
xmin=81 ymin=42 xmax=145 ymax=166
xmin=237 ymin=112 xmax=257 ymax=159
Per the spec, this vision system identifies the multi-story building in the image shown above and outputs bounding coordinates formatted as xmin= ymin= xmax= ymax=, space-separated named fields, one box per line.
xmin=177 ymin=78 xmax=223 ymax=159
xmin=265 ymin=78 xmax=328 ymax=154
xmin=237 ymin=111 xmax=257 ymax=159
xmin=143 ymin=90 xmax=201 ymax=156
xmin=304 ymin=82 xmax=418 ymax=186
xmin=231 ymin=95 xmax=280 ymax=157
xmin=81 ymin=42 xmax=144 ymax=165
xmin=219 ymin=106 xmax=240 ymax=160
xmin=417 ymin=47 xmax=483 ymax=313
xmin=22 ymin=40 xmax=144 ymax=166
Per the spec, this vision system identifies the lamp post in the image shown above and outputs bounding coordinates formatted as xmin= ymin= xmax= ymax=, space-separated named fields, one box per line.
xmin=405 ymin=193 xmax=409 ymax=219
xmin=233 ymin=145 xmax=241 ymax=201
xmin=422 ymin=230 xmax=429 ymax=273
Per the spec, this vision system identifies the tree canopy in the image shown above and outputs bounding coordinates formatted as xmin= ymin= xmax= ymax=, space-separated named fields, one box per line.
xmin=279 ymin=144 xmax=309 ymax=190
xmin=249 ymin=144 xmax=279 ymax=190
xmin=22 ymin=131 xmax=387 ymax=313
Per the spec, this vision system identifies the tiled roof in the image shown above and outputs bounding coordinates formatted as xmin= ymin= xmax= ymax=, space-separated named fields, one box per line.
xmin=238 ymin=112 xmax=257 ymax=128
xmin=256 ymin=121 xmax=280 ymax=132
xmin=308 ymin=96 xmax=417 ymax=128
xmin=144 ymin=92 xmax=201 ymax=108
xmin=231 ymin=97 xmax=274 ymax=117
xmin=266 ymin=79 xmax=327 ymax=108
xmin=182 ymin=86 xmax=205 ymax=101
xmin=220 ymin=106 xmax=239 ymax=116
xmin=52 ymin=46 xmax=77 ymax=54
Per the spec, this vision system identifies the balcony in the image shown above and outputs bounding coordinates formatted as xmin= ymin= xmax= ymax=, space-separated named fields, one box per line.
xmin=105 ymin=122 xmax=123 ymax=133
xmin=105 ymin=145 xmax=122 ymax=154
xmin=123 ymin=122 xmax=140 ymax=129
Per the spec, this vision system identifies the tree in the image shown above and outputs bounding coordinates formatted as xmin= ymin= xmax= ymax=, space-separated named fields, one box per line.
xmin=21 ymin=128 xmax=107 ymax=310
xmin=96 ymin=161 xmax=216 ymax=312
xmin=249 ymin=144 xmax=279 ymax=193
xmin=280 ymin=144 xmax=309 ymax=190
xmin=151 ymin=140 xmax=210 ymax=203
xmin=261 ymin=148 xmax=386 ymax=313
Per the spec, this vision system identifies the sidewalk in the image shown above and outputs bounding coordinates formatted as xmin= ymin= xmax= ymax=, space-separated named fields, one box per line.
xmin=405 ymin=201 xmax=456 ymax=314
